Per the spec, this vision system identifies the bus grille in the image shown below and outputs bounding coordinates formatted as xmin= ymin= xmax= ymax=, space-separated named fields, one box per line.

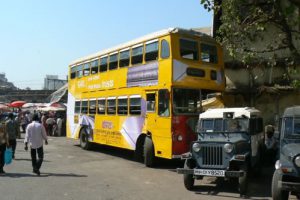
xmin=201 ymin=146 xmax=223 ymax=167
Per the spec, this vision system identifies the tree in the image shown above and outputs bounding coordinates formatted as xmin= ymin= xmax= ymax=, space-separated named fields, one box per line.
xmin=201 ymin=0 xmax=300 ymax=86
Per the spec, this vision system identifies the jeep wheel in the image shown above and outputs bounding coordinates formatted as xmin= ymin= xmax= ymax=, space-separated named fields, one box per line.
xmin=238 ymin=166 xmax=248 ymax=196
xmin=144 ymin=136 xmax=155 ymax=167
xmin=183 ymin=159 xmax=195 ymax=190
xmin=272 ymin=169 xmax=289 ymax=200
xmin=80 ymin=128 xmax=92 ymax=150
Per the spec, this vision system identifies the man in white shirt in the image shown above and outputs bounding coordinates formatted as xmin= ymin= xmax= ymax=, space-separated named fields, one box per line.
xmin=24 ymin=114 xmax=48 ymax=176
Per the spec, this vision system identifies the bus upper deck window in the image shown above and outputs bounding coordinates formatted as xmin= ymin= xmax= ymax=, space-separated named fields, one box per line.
xmin=145 ymin=40 xmax=158 ymax=62
xmin=91 ymin=59 xmax=99 ymax=74
xmin=109 ymin=53 xmax=118 ymax=70
xmin=76 ymin=65 xmax=83 ymax=78
xmin=70 ymin=66 xmax=77 ymax=79
xmin=119 ymin=49 xmax=130 ymax=68
xmin=131 ymin=45 xmax=143 ymax=65
xmin=180 ymin=39 xmax=198 ymax=60
xmin=83 ymin=63 xmax=90 ymax=76
xmin=201 ymin=44 xmax=218 ymax=64
xmin=100 ymin=56 xmax=108 ymax=72
xmin=161 ymin=40 xmax=170 ymax=59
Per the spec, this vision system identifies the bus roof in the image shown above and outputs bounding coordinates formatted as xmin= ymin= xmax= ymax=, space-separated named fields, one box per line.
xmin=200 ymin=107 xmax=261 ymax=119
xmin=70 ymin=27 xmax=212 ymax=66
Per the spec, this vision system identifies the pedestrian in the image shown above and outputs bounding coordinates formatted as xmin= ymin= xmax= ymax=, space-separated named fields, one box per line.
xmin=24 ymin=114 xmax=48 ymax=176
xmin=5 ymin=113 xmax=19 ymax=159
xmin=0 ymin=122 xmax=9 ymax=174
xmin=264 ymin=124 xmax=277 ymax=165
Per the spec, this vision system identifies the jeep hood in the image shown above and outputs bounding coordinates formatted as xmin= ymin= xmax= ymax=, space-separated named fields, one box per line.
xmin=282 ymin=143 xmax=300 ymax=158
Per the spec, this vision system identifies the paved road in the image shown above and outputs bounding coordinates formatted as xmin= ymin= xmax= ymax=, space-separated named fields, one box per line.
xmin=0 ymin=136 xmax=294 ymax=200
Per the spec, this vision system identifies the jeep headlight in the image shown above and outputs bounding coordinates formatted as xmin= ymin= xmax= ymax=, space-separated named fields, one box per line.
xmin=295 ymin=156 xmax=300 ymax=167
xmin=192 ymin=143 xmax=201 ymax=152
xmin=224 ymin=143 xmax=234 ymax=154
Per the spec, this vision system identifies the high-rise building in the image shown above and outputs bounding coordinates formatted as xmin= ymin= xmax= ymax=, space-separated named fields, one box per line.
xmin=44 ymin=75 xmax=67 ymax=90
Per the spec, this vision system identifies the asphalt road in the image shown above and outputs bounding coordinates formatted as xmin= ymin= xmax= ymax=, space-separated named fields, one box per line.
xmin=0 ymin=135 xmax=295 ymax=200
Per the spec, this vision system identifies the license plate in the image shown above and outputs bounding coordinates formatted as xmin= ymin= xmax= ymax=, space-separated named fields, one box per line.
xmin=194 ymin=169 xmax=225 ymax=177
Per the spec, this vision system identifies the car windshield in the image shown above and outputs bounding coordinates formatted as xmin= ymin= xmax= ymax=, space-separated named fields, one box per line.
xmin=199 ymin=118 xmax=249 ymax=133
xmin=173 ymin=88 xmax=201 ymax=114
xmin=283 ymin=117 xmax=300 ymax=137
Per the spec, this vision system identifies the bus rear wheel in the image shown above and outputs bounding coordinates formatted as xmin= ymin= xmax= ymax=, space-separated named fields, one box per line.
xmin=80 ymin=128 xmax=92 ymax=150
xmin=144 ymin=136 xmax=155 ymax=167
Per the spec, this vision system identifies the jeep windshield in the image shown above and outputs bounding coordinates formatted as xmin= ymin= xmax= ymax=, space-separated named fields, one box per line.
xmin=283 ymin=117 xmax=300 ymax=138
xmin=199 ymin=118 xmax=249 ymax=133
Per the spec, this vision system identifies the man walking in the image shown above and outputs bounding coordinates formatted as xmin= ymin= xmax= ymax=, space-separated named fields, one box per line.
xmin=5 ymin=113 xmax=19 ymax=159
xmin=24 ymin=114 xmax=48 ymax=176
xmin=0 ymin=122 xmax=9 ymax=174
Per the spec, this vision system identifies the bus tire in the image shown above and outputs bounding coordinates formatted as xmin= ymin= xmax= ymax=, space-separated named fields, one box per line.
xmin=272 ymin=169 xmax=289 ymax=200
xmin=144 ymin=136 xmax=155 ymax=167
xmin=183 ymin=159 xmax=195 ymax=190
xmin=80 ymin=128 xmax=92 ymax=150
xmin=134 ymin=135 xmax=145 ymax=162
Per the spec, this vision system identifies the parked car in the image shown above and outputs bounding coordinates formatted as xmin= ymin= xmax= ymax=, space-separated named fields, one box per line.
xmin=272 ymin=106 xmax=300 ymax=200
xmin=177 ymin=107 xmax=264 ymax=196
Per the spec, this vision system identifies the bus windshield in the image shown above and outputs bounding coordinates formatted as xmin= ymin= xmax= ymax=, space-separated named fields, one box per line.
xmin=283 ymin=117 xmax=300 ymax=137
xmin=200 ymin=118 xmax=249 ymax=133
xmin=173 ymin=88 xmax=201 ymax=114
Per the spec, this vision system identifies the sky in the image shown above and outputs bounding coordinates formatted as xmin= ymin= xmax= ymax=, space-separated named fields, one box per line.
xmin=0 ymin=0 xmax=212 ymax=89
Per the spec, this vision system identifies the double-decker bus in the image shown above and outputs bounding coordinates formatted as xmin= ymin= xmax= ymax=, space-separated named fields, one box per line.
xmin=67 ymin=28 xmax=225 ymax=167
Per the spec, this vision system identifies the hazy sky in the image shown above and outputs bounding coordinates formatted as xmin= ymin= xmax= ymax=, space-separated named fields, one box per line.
xmin=0 ymin=0 xmax=212 ymax=89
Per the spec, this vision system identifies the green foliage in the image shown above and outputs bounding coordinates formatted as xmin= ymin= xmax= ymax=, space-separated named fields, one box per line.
xmin=200 ymin=0 xmax=300 ymax=86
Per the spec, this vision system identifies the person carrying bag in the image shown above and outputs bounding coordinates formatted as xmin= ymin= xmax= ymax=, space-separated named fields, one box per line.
xmin=4 ymin=147 xmax=12 ymax=165
xmin=0 ymin=122 xmax=9 ymax=174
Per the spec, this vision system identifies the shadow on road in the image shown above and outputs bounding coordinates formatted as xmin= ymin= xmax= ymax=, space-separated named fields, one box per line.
xmin=3 ymin=172 xmax=87 ymax=178
xmin=186 ymin=166 xmax=275 ymax=199
xmin=75 ymin=143 xmax=184 ymax=169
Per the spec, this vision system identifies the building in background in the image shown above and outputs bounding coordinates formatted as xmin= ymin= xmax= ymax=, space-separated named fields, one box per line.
xmin=44 ymin=75 xmax=67 ymax=90
xmin=0 ymin=73 xmax=17 ymax=90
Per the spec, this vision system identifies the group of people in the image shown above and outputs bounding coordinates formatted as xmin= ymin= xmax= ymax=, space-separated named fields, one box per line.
xmin=0 ymin=112 xmax=48 ymax=176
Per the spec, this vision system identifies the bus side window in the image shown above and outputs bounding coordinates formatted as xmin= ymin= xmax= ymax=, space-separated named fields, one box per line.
xmin=130 ymin=97 xmax=141 ymax=115
xmin=100 ymin=56 xmax=108 ymax=72
xmin=119 ymin=49 xmax=130 ymax=68
xmin=75 ymin=101 xmax=81 ymax=114
xmin=161 ymin=39 xmax=170 ymax=59
xmin=91 ymin=59 xmax=99 ymax=74
xmin=97 ymin=99 xmax=106 ymax=115
xmin=146 ymin=93 xmax=156 ymax=112
xmin=89 ymin=99 xmax=96 ymax=115
xmin=118 ymin=97 xmax=128 ymax=115
xmin=158 ymin=89 xmax=170 ymax=117
xmin=107 ymin=98 xmax=116 ymax=115
xmin=109 ymin=53 xmax=118 ymax=70
xmin=145 ymin=40 xmax=158 ymax=62
xmin=76 ymin=64 xmax=83 ymax=78
xmin=81 ymin=100 xmax=88 ymax=114
xmin=70 ymin=66 xmax=76 ymax=79
xmin=131 ymin=44 xmax=143 ymax=65
xmin=83 ymin=62 xmax=90 ymax=76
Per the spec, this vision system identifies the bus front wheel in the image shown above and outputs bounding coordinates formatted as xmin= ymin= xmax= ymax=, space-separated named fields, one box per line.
xmin=80 ymin=128 xmax=92 ymax=150
xmin=144 ymin=136 xmax=155 ymax=167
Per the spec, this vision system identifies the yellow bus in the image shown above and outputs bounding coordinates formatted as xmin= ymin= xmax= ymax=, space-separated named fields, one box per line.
xmin=67 ymin=28 xmax=225 ymax=167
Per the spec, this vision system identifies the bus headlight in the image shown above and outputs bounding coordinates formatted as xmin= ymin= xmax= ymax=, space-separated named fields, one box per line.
xmin=295 ymin=156 xmax=300 ymax=167
xmin=224 ymin=143 xmax=234 ymax=153
xmin=192 ymin=143 xmax=201 ymax=152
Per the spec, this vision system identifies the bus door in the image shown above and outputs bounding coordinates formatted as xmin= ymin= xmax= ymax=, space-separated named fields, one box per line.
xmin=145 ymin=91 xmax=157 ymax=131
xmin=155 ymin=89 xmax=172 ymax=158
